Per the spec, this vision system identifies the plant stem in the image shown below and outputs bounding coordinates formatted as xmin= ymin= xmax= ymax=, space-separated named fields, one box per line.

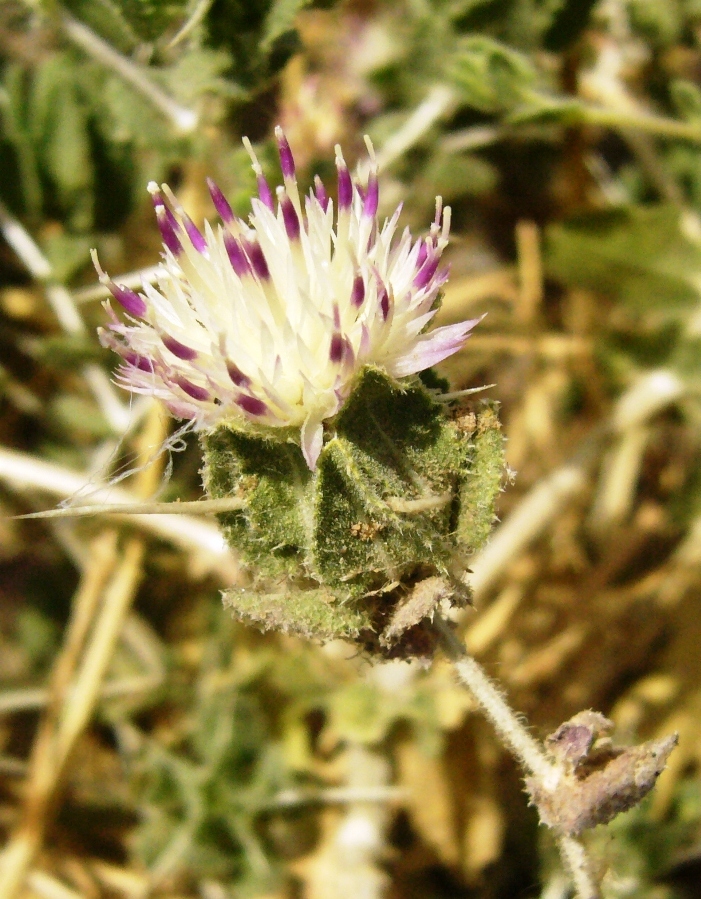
xmin=434 ymin=616 xmax=556 ymax=784
xmin=580 ymin=104 xmax=701 ymax=143
xmin=0 ymin=445 xmax=237 ymax=580
xmin=60 ymin=13 xmax=198 ymax=135
xmin=557 ymin=835 xmax=601 ymax=899
xmin=433 ymin=616 xmax=602 ymax=899
xmin=374 ymin=84 xmax=459 ymax=171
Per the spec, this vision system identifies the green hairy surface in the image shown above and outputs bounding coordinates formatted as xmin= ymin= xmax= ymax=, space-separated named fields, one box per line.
xmin=202 ymin=367 xmax=505 ymax=656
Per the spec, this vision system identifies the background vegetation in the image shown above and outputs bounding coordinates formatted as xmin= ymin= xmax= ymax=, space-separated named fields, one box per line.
xmin=2 ymin=0 xmax=701 ymax=896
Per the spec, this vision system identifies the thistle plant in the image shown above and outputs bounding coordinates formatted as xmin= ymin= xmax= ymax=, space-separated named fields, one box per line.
xmin=93 ymin=130 xmax=676 ymax=898
xmin=95 ymin=127 xmax=496 ymax=656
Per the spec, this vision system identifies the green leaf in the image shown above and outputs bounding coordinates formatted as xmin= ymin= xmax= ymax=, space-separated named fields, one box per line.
xmin=416 ymin=149 xmax=498 ymax=201
xmin=118 ymin=0 xmax=191 ymax=41
xmin=29 ymin=54 xmax=94 ymax=228
xmin=329 ymin=682 xmax=398 ymax=744
xmin=545 ymin=205 xmax=701 ymax=311
xmin=313 ymin=368 xmax=465 ymax=596
xmin=222 ymin=586 xmax=371 ymax=641
xmin=1 ymin=64 xmax=43 ymax=216
xmin=49 ymin=395 xmax=112 ymax=439
xmin=202 ymin=426 xmax=312 ymax=578
xmin=629 ymin=0 xmax=682 ymax=47
xmin=31 ymin=333 xmax=109 ymax=368
xmin=164 ymin=46 xmax=240 ymax=107
xmin=260 ymin=0 xmax=310 ymax=56
xmin=455 ymin=404 xmax=504 ymax=553
xmin=543 ymin=0 xmax=599 ymax=52
xmin=42 ymin=232 xmax=94 ymax=283
xmin=447 ymin=36 xmax=537 ymax=114
xmin=63 ymin=0 xmax=189 ymax=45
xmin=670 ymin=79 xmax=701 ymax=125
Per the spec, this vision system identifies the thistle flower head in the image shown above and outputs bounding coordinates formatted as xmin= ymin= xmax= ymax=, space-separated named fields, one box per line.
xmin=98 ymin=128 xmax=480 ymax=468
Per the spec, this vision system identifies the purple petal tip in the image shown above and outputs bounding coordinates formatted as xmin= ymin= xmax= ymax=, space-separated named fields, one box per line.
xmin=111 ymin=283 xmax=147 ymax=318
xmin=257 ymin=174 xmax=275 ymax=211
xmin=314 ymin=175 xmax=329 ymax=212
xmin=244 ymin=239 xmax=270 ymax=281
xmin=207 ymin=178 xmax=234 ymax=225
xmin=275 ymin=127 xmax=296 ymax=180
xmin=336 ymin=160 xmax=352 ymax=211
xmin=330 ymin=333 xmax=344 ymax=364
xmin=224 ymin=233 xmax=250 ymax=277
xmin=227 ymin=362 xmax=251 ymax=388
xmin=124 ymin=352 xmax=154 ymax=372
xmin=280 ymin=192 xmax=301 ymax=240
xmin=175 ymin=377 xmax=209 ymax=402
xmin=182 ymin=213 xmax=207 ymax=253
xmin=351 ymin=274 xmax=365 ymax=308
xmin=237 ymin=394 xmax=268 ymax=416
xmin=414 ymin=255 xmax=440 ymax=289
xmin=156 ymin=208 xmax=182 ymax=256
xmin=162 ymin=335 xmax=198 ymax=361
xmin=363 ymin=171 xmax=379 ymax=218
xmin=379 ymin=287 xmax=390 ymax=321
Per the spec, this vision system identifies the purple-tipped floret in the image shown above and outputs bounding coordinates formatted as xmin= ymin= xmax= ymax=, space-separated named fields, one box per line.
xmin=379 ymin=286 xmax=390 ymax=321
xmin=257 ymin=174 xmax=274 ymax=211
xmin=124 ymin=352 xmax=154 ymax=372
xmin=363 ymin=171 xmax=379 ymax=218
xmin=151 ymin=189 xmax=179 ymax=231
xmin=280 ymin=192 xmax=301 ymax=240
xmin=175 ymin=377 xmax=209 ymax=402
xmin=237 ymin=394 xmax=268 ymax=416
xmin=156 ymin=207 xmax=182 ymax=257
xmin=162 ymin=335 xmax=198 ymax=361
xmin=276 ymin=128 xmax=296 ymax=180
xmin=111 ymin=283 xmax=147 ymax=318
xmin=351 ymin=273 xmax=365 ymax=308
xmin=336 ymin=159 xmax=352 ymax=210
xmin=330 ymin=333 xmax=344 ymax=364
xmin=206 ymin=178 xmax=235 ymax=225
xmin=224 ymin=234 xmax=251 ymax=278
xmin=227 ymin=362 xmax=251 ymax=388
xmin=182 ymin=213 xmax=207 ymax=254
xmin=414 ymin=255 xmax=440 ymax=289
xmin=314 ymin=175 xmax=329 ymax=212
xmin=244 ymin=239 xmax=270 ymax=281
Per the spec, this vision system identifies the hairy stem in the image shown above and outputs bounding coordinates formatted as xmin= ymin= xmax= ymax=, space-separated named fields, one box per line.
xmin=433 ymin=616 xmax=601 ymax=899
xmin=434 ymin=616 xmax=556 ymax=783
xmin=557 ymin=835 xmax=601 ymax=899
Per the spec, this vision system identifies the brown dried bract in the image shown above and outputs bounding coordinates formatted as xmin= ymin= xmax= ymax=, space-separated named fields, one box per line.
xmin=380 ymin=577 xmax=452 ymax=647
xmin=528 ymin=711 xmax=678 ymax=836
xmin=545 ymin=710 xmax=613 ymax=770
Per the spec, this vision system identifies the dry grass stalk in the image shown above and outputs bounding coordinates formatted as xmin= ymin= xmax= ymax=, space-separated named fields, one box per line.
xmin=0 ymin=408 xmax=167 ymax=897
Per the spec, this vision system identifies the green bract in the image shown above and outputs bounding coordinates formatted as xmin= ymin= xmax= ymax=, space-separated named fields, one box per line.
xmin=202 ymin=367 xmax=504 ymax=658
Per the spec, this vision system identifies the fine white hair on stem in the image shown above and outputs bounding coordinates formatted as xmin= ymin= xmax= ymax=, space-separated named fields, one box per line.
xmin=0 ymin=446 xmax=236 ymax=578
xmin=433 ymin=616 xmax=601 ymax=899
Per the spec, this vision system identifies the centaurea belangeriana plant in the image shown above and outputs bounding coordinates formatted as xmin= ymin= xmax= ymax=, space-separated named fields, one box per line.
xmin=96 ymin=129 xmax=676 ymax=899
